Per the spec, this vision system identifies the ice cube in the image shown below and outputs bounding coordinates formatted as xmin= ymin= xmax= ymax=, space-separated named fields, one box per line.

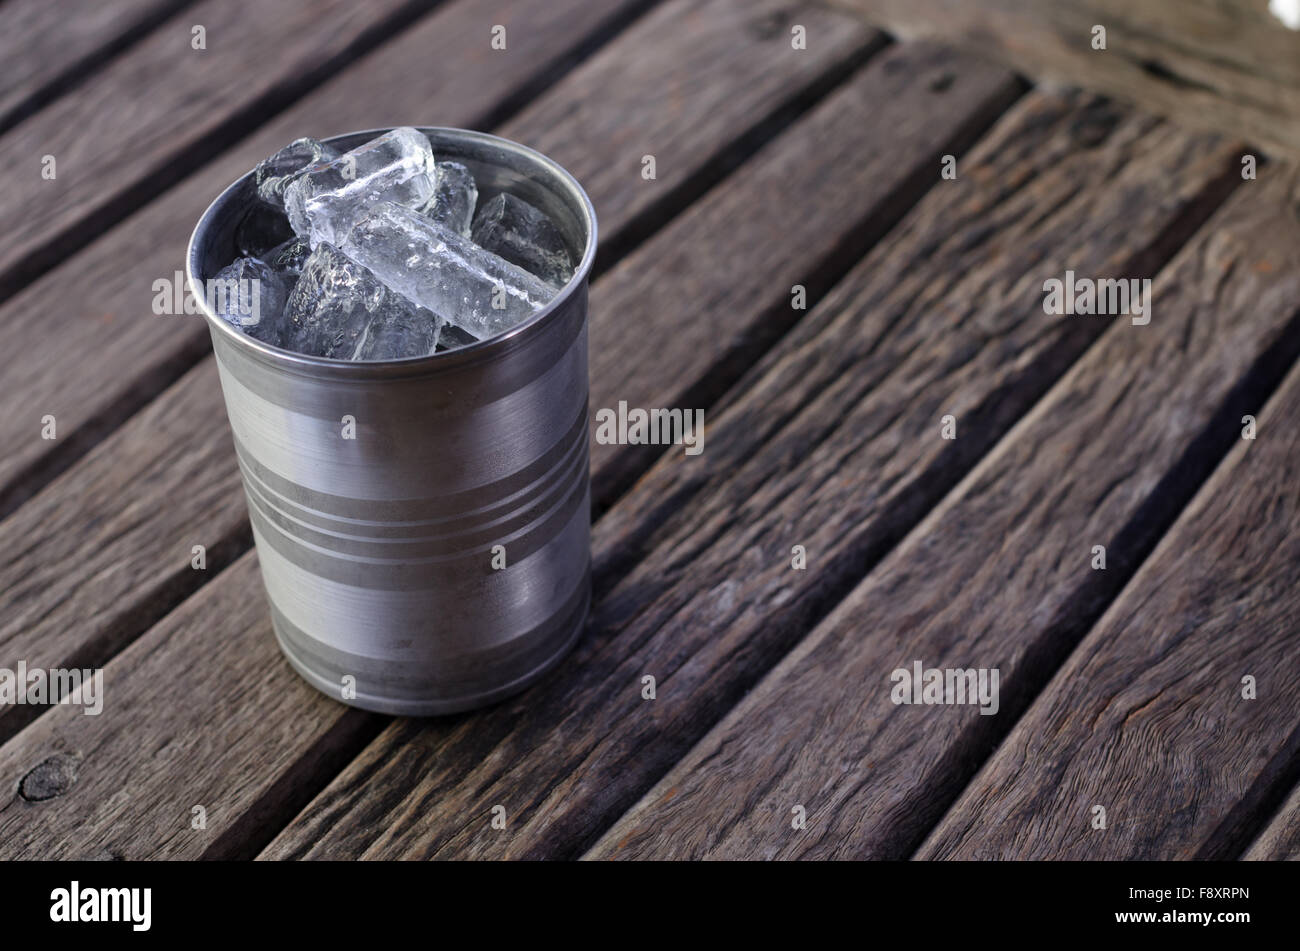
xmin=418 ymin=161 xmax=477 ymax=236
xmin=341 ymin=201 xmax=557 ymax=341
xmin=353 ymin=304 xmax=443 ymax=361
xmin=281 ymin=243 xmax=441 ymax=360
xmin=471 ymin=192 xmax=574 ymax=286
xmin=284 ymin=127 xmax=437 ymax=248
xmin=254 ymin=137 xmax=341 ymax=210
xmin=266 ymin=236 xmax=311 ymax=277
xmin=209 ymin=257 xmax=290 ymax=347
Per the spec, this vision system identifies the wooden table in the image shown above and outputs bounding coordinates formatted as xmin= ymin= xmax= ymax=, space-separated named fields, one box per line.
xmin=1 ymin=0 xmax=1297 ymax=861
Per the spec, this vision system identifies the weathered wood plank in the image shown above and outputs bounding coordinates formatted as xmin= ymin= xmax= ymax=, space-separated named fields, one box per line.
xmin=0 ymin=0 xmax=195 ymax=133
xmin=1244 ymin=785 xmax=1300 ymax=860
xmin=0 ymin=550 xmax=383 ymax=861
xmin=0 ymin=0 xmax=429 ymax=301
xmin=586 ymin=41 xmax=1021 ymax=505
xmin=0 ymin=2 xmax=894 ymax=856
xmin=0 ymin=361 xmax=243 ymax=745
xmin=917 ymin=333 xmax=1300 ymax=860
xmin=496 ymin=0 xmax=882 ymax=265
xmin=831 ymin=0 xmax=1300 ymax=160
xmin=262 ymin=93 xmax=1243 ymax=860
xmin=589 ymin=165 xmax=1300 ymax=860
xmin=0 ymin=0 xmax=874 ymax=519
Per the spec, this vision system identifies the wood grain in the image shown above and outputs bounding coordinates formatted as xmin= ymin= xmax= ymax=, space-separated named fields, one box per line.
xmin=261 ymin=92 xmax=1243 ymax=860
xmin=0 ymin=551 xmax=382 ymax=860
xmin=1244 ymin=784 xmax=1300 ymax=860
xmin=831 ymin=0 xmax=1300 ymax=159
xmin=586 ymin=40 xmax=1021 ymax=505
xmin=0 ymin=0 xmax=194 ymax=133
xmin=917 ymin=330 xmax=1300 ymax=860
xmin=588 ymin=165 xmax=1300 ymax=859
xmin=0 ymin=361 xmax=245 ymax=745
xmin=0 ymin=0 xmax=891 ymax=856
xmin=0 ymin=0 xmax=436 ymax=300
xmin=495 ymin=0 xmax=884 ymax=266
xmin=0 ymin=0 xmax=874 ymax=519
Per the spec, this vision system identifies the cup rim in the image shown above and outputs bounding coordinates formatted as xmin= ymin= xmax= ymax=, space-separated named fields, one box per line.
xmin=186 ymin=126 xmax=597 ymax=378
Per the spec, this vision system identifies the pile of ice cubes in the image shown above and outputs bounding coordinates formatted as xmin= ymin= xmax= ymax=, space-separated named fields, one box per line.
xmin=211 ymin=127 xmax=576 ymax=359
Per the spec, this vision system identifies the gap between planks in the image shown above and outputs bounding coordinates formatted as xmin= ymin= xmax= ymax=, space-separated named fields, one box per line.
xmin=0 ymin=0 xmax=203 ymax=137
xmin=1243 ymin=779 xmax=1300 ymax=860
xmin=0 ymin=0 xmax=442 ymax=305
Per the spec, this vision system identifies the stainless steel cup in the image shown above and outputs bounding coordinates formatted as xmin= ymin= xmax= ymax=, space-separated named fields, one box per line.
xmin=187 ymin=128 xmax=596 ymax=715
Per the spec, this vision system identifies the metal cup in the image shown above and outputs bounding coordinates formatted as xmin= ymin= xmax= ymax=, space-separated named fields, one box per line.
xmin=186 ymin=128 xmax=596 ymax=715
